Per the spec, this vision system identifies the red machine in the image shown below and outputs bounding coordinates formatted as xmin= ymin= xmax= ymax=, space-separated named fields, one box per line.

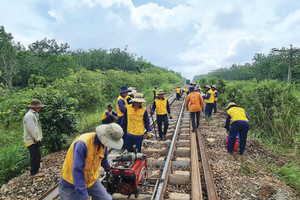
xmin=106 ymin=151 xmax=147 ymax=198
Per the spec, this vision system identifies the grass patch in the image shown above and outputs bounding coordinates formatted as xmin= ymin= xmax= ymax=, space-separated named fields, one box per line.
xmin=273 ymin=161 xmax=300 ymax=192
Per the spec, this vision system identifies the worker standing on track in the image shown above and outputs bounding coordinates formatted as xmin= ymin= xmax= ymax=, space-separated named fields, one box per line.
xmin=121 ymin=93 xmax=151 ymax=152
xmin=186 ymin=86 xmax=205 ymax=132
xmin=203 ymin=84 xmax=214 ymax=118
xmin=196 ymin=84 xmax=201 ymax=93
xmin=23 ymin=99 xmax=46 ymax=177
xmin=101 ymin=105 xmax=118 ymax=124
xmin=224 ymin=102 xmax=250 ymax=155
xmin=212 ymin=85 xmax=218 ymax=114
xmin=151 ymin=89 xmax=172 ymax=140
xmin=176 ymin=86 xmax=181 ymax=100
xmin=153 ymin=85 xmax=158 ymax=100
xmin=127 ymin=87 xmax=137 ymax=105
xmin=116 ymin=86 xmax=131 ymax=125
xmin=59 ymin=123 xmax=123 ymax=200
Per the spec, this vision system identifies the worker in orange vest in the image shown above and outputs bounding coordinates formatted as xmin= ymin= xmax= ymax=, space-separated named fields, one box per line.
xmin=186 ymin=86 xmax=205 ymax=132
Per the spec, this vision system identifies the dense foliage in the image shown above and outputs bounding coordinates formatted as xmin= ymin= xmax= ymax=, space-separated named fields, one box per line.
xmin=0 ymin=26 xmax=184 ymax=185
xmin=196 ymin=78 xmax=300 ymax=152
xmin=193 ymin=48 xmax=300 ymax=83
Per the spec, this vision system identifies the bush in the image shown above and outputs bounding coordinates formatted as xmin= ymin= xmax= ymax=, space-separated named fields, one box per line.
xmin=0 ymin=142 xmax=30 ymax=185
xmin=34 ymin=87 xmax=79 ymax=152
xmin=216 ymin=79 xmax=300 ymax=147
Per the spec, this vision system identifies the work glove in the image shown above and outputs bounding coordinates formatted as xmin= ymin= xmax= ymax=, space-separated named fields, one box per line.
xmin=169 ymin=114 xmax=173 ymax=119
xmin=144 ymin=131 xmax=152 ymax=139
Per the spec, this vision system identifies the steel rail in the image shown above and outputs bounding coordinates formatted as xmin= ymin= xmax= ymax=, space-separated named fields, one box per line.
xmin=190 ymin=122 xmax=202 ymax=199
xmin=154 ymin=95 xmax=186 ymax=200
xmin=197 ymin=128 xmax=219 ymax=200
xmin=38 ymin=92 xmax=177 ymax=200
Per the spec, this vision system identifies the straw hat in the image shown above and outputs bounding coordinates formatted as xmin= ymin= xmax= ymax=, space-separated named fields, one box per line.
xmin=96 ymin=123 xmax=124 ymax=149
xmin=128 ymin=87 xmax=137 ymax=95
xmin=27 ymin=99 xmax=46 ymax=108
xmin=212 ymin=85 xmax=216 ymax=88
xmin=227 ymin=102 xmax=237 ymax=109
xmin=205 ymin=84 xmax=211 ymax=88
xmin=157 ymin=89 xmax=166 ymax=95
xmin=131 ymin=93 xmax=146 ymax=103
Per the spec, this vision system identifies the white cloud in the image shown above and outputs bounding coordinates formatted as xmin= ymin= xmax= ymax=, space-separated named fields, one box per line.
xmin=1 ymin=0 xmax=300 ymax=80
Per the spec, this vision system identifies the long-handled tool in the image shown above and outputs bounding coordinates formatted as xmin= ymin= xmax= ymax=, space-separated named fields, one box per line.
xmin=151 ymin=113 xmax=158 ymax=140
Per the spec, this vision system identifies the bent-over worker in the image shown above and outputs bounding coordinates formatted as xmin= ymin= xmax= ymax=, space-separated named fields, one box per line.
xmin=224 ymin=102 xmax=249 ymax=155
xmin=121 ymin=93 xmax=151 ymax=152
xmin=101 ymin=104 xmax=117 ymax=124
xmin=59 ymin=123 xmax=124 ymax=200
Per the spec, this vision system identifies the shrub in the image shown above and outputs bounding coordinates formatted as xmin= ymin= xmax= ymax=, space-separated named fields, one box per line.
xmin=34 ymin=87 xmax=79 ymax=152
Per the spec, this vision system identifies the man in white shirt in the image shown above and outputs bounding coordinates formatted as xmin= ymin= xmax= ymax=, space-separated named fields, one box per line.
xmin=23 ymin=99 xmax=46 ymax=177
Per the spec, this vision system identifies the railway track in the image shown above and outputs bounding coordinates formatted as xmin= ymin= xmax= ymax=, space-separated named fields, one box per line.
xmin=38 ymin=91 xmax=219 ymax=200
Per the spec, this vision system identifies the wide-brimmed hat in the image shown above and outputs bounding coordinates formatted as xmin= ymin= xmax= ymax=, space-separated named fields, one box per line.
xmin=189 ymin=86 xmax=195 ymax=91
xmin=27 ymin=99 xmax=46 ymax=108
xmin=128 ymin=87 xmax=137 ymax=95
xmin=212 ymin=85 xmax=216 ymax=88
xmin=227 ymin=102 xmax=237 ymax=109
xmin=131 ymin=93 xmax=146 ymax=103
xmin=205 ymin=84 xmax=211 ymax=88
xmin=157 ymin=89 xmax=166 ymax=95
xmin=96 ymin=123 xmax=124 ymax=149
xmin=120 ymin=86 xmax=131 ymax=94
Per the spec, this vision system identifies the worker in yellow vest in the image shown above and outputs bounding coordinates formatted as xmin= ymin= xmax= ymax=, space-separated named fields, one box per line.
xmin=224 ymin=102 xmax=249 ymax=155
xmin=116 ymin=86 xmax=131 ymax=125
xmin=211 ymin=85 xmax=218 ymax=114
xmin=203 ymin=84 xmax=214 ymax=117
xmin=196 ymin=84 xmax=201 ymax=93
xmin=151 ymin=89 xmax=172 ymax=140
xmin=153 ymin=85 xmax=158 ymax=100
xmin=59 ymin=123 xmax=124 ymax=200
xmin=183 ymin=88 xmax=188 ymax=93
xmin=121 ymin=93 xmax=151 ymax=152
xmin=101 ymin=105 xmax=118 ymax=124
xmin=176 ymin=86 xmax=181 ymax=100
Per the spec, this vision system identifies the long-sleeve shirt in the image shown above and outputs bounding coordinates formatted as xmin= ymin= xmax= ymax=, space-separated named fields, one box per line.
xmin=152 ymin=99 xmax=171 ymax=114
xmin=105 ymin=111 xmax=117 ymax=118
xmin=23 ymin=109 xmax=43 ymax=146
xmin=60 ymin=134 xmax=110 ymax=200
xmin=121 ymin=109 xmax=151 ymax=134
xmin=203 ymin=92 xmax=211 ymax=99
xmin=225 ymin=111 xmax=250 ymax=131
xmin=117 ymin=98 xmax=126 ymax=114
xmin=186 ymin=91 xmax=205 ymax=112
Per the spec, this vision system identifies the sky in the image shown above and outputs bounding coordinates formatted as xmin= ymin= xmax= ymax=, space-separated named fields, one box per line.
xmin=1 ymin=0 xmax=300 ymax=80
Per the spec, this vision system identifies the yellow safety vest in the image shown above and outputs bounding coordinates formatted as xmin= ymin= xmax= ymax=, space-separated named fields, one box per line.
xmin=61 ymin=133 xmax=106 ymax=188
xmin=126 ymin=96 xmax=133 ymax=104
xmin=204 ymin=89 xmax=214 ymax=103
xmin=176 ymin=88 xmax=181 ymax=93
xmin=101 ymin=110 xmax=112 ymax=120
xmin=227 ymin=107 xmax=249 ymax=123
xmin=153 ymin=89 xmax=158 ymax=97
xmin=212 ymin=90 xmax=218 ymax=101
xmin=155 ymin=98 xmax=168 ymax=115
xmin=184 ymin=89 xmax=188 ymax=93
xmin=127 ymin=106 xmax=146 ymax=136
xmin=116 ymin=95 xmax=128 ymax=117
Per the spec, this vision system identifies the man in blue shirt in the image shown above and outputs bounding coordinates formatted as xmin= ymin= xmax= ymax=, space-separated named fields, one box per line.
xmin=59 ymin=123 xmax=124 ymax=200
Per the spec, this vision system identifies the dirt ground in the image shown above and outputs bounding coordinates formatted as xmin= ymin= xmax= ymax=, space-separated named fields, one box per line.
xmin=201 ymin=109 xmax=299 ymax=200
